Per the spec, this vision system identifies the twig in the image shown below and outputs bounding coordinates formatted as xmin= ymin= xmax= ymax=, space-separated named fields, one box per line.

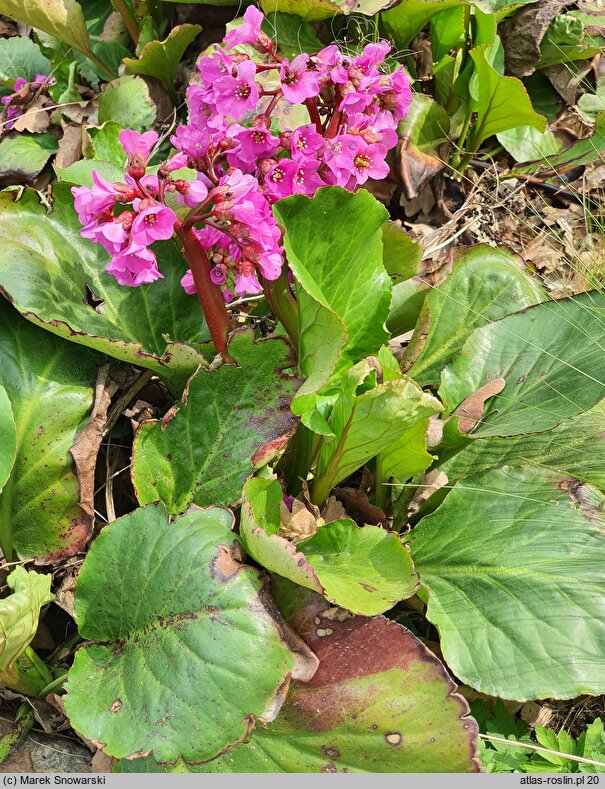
xmin=479 ymin=734 xmax=605 ymax=768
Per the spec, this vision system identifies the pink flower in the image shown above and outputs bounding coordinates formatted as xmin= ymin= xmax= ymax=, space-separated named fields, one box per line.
xmin=386 ymin=68 xmax=413 ymax=121
xmin=106 ymin=244 xmax=163 ymax=287
xmin=292 ymin=160 xmax=324 ymax=196
xmin=234 ymin=260 xmax=262 ymax=296
xmin=81 ymin=217 xmax=130 ymax=254
xmin=224 ymin=6 xmax=264 ymax=49
xmin=290 ymin=124 xmax=323 ymax=159
xmin=209 ymin=264 xmax=228 ymax=285
xmin=351 ymin=138 xmax=389 ymax=184
xmin=72 ymin=171 xmax=118 ymax=225
xmin=130 ymin=205 xmax=177 ymax=245
xmin=280 ymin=54 xmax=319 ymax=104
xmin=263 ymin=159 xmax=296 ymax=199
xmin=321 ymin=134 xmax=357 ymax=183
xmin=163 ymin=152 xmax=189 ymax=172
xmin=229 ymin=124 xmax=280 ymax=162
xmin=181 ymin=269 xmax=196 ymax=294
xmin=119 ymin=130 xmax=158 ymax=166
xmin=214 ymin=60 xmax=259 ymax=119
xmin=175 ymin=177 xmax=209 ymax=209
xmin=258 ymin=250 xmax=283 ymax=280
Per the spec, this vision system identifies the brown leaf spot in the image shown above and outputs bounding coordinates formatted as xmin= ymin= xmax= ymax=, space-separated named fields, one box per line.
xmin=359 ymin=583 xmax=377 ymax=593
xmin=210 ymin=543 xmax=241 ymax=582
xmin=454 ymin=377 xmax=506 ymax=434
xmin=321 ymin=763 xmax=338 ymax=773
xmin=322 ymin=746 xmax=340 ymax=759
xmin=385 ymin=732 xmax=403 ymax=746
xmin=109 ymin=699 xmax=122 ymax=714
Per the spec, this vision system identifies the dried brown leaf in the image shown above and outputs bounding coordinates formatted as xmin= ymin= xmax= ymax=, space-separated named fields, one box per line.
xmin=454 ymin=377 xmax=506 ymax=434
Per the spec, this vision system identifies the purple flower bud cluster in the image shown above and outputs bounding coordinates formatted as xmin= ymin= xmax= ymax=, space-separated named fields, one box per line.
xmin=72 ymin=6 xmax=412 ymax=301
xmin=1 ymin=74 xmax=55 ymax=129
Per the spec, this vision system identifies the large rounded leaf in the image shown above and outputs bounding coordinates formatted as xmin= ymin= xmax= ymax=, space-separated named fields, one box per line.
xmin=0 ymin=186 xmax=208 ymax=386
xmin=403 ymin=246 xmax=544 ymax=386
xmin=440 ymin=291 xmax=605 ymax=437
xmin=117 ymin=583 xmax=479 ymax=772
xmin=409 ymin=466 xmax=605 ymax=700
xmin=0 ymin=300 xmax=100 ymax=561
xmin=64 ymin=504 xmax=318 ymax=764
xmin=132 ymin=332 xmax=298 ymax=514
xmin=240 ymin=479 xmax=417 ymax=615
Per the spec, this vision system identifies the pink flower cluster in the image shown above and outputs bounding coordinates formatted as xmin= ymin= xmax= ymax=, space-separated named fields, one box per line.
xmin=72 ymin=6 xmax=412 ymax=300
xmin=1 ymin=74 xmax=55 ymax=129
xmin=71 ymin=130 xmax=283 ymax=299
xmin=176 ymin=6 xmax=411 ymax=199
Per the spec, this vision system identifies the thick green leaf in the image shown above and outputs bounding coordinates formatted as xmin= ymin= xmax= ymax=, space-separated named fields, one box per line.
xmin=468 ymin=46 xmax=546 ymax=149
xmin=0 ymin=385 xmax=15 ymax=495
xmin=262 ymin=12 xmax=322 ymax=58
xmin=409 ymin=466 xmax=605 ymax=700
xmin=123 ymin=25 xmax=201 ymax=91
xmin=0 ymin=567 xmax=54 ymax=696
xmin=0 ymin=301 xmax=100 ymax=561
xmin=537 ymin=14 xmax=601 ymax=67
xmin=98 ymin=75 xmax=156 ymax=132
xmin=496 ymin=125 xmax=564 ymax=162
xmin=383 ymin=0 xmax=537 ymax=47
xmin=0 ymin=36 xmax=49 ymax=85
xmin=85 ymin=122 xmax=126 ymax=167
xmin=0 ymin=133 xmax=58 ymax=182
xmin=274 ymin=188 xmax=390 ymax=433
xmin=132 ymin=332 xmax=298 ymax=514
xmin=382 ymin=221 xmax=422 ymax=284
xmin=526 ymin=112 xmax=605 ymax=170
xmin=260 ymin=0 xmax=400 ymax=21
xmin=0 ymin=185 xmax=209 ymax=385
xmin=439 ymin=400 xmax=605 ymax=488
xmin=0 ymin=567 xmax=53 ymax=673
xmin=117 ymin=583 xmax=480 ymax=772
xmin=440 ymin=291 xmax=605 ymax=437
xmin=387 ymin=278 xmax=429 ymax=335
xmin=64 ymin=504 xmax=317 ymax=763
xmin=403 ymin=246 xmax=545 ymax=387
xmin=0 ymin=0 xmax=94 ymax=61
xmin=312 ymin=360 xmax=442 ymax=503
xmin=379 ymin=418 xmax=434 ymax=483
xmin=240 ymin=479 xmax=417 ymax=615
xmin=297 ymin=520 xmax=417 ymax=614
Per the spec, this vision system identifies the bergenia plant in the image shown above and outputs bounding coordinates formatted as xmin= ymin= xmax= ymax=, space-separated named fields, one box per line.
xmin=71 ymin=6 xmax=412 ymax=360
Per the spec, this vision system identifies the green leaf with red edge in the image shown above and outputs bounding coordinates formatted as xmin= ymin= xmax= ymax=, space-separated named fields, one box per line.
xmin=132 ymin=331 xmax=299 ymax=515
xmin=0 ymin=185 xmax=209 ymax=390
xmin=116 ymin=581 xmax=480 ymax=773
xmin=240 ymin=478 xmax=417 ymax=615
xmin=65 ymin=504 xmax=318 ymax=764
xmin=0 ymin=299 xmax=101 ymax=561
